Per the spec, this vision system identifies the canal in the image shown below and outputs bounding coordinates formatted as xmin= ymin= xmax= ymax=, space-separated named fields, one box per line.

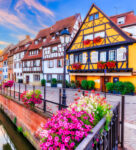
xmin=0 ymin=110 xmax=35 ymax=150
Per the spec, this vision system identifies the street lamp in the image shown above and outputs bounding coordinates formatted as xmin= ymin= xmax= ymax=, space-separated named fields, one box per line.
xmin=60 ymin=28 xmax=71 ymax=105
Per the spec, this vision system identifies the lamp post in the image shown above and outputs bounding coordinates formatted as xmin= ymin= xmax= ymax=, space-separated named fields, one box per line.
xmin=60 ymin=28 xmax=71 ymax=105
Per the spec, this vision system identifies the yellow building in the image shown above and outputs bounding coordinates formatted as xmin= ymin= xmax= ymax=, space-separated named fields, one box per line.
xmin=67 ymin=4 xmax=136 ymax=91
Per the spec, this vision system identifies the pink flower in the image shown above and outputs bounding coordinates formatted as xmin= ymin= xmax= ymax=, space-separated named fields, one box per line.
xmin=64 ymin=136 xmax=70 ymax=143
xmin=54 ymin=136 xmax=59 ymax=142
xmin=70 ymin=142 xmax=75 ymax=147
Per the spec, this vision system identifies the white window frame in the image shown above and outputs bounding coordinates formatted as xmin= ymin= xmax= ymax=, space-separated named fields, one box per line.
xmin=109 ymin=50 xmax=116 ymax=61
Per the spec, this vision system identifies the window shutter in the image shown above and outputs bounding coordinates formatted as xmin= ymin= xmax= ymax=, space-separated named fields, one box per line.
xmin=70 ymin=54 xmax=74 ymax=64
xmin=91 ymin=51 xmax=98 ymax=63
xmin=83 ymin=53 xmax=87 ymax=63
xmin=117 ymin=48 xmax=126 ymax=61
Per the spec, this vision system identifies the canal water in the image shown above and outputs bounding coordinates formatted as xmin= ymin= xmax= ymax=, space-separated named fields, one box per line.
xmin=0 ymin=110 xmax=35 ymax=150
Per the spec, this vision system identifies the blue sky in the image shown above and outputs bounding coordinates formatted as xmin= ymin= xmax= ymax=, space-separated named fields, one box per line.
xmin=0 ymin=0 xmax=136 ymax=49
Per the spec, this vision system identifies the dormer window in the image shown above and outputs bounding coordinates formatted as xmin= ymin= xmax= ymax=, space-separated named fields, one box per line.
xmin=35 ymin=40 xmax=38 ymax=45
xmin=43 ymin=38 xmax=46 ymax=42
xmin=89 ymin=13 xmax=99 ymax=21
xmin=25 ymin=44 xmax=30 ymax=47
xmin=52 ymin=36 xmax=55 ymax=40
xmin=94 ymin=13 xmax=99 ymax=19
xmin=117 ymin=17 xmax=125 ymax=25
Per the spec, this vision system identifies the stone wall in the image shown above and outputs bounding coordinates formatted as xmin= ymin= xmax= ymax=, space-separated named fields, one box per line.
xmin=0 ymin=95 xmax=49 ymax=150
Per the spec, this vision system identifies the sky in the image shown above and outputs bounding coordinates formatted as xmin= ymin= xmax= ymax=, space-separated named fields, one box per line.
xmin=0 ymin=0 xmax=136 ymax=49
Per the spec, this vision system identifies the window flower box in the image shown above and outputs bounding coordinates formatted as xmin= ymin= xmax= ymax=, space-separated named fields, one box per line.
xmin=93 ymin=36 xmax=102 ymax=44
xmin=72 ymin=63 xmax=81 ymax=70
xmin=83 ymin=39 xmax=92 ymax=46
xmin=97 ymin=61 xmax=106 ymax=69
xmin=106 ymin=61 xmax=116 ymax=69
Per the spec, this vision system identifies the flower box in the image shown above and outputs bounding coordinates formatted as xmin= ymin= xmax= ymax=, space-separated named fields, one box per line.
xmin=72 ymin=63 xmax=81 ymax=70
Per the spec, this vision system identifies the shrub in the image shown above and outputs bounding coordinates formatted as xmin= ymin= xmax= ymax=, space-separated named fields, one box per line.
xmin=106 ymin=82 xmax=114 ymax=92
xmin=71 ymin=80 xmax=75 ymax=84
xmin=41 ymin=79 xmax=46 ymax=86
xmin=51 ymin=78 xmax=57 ymax=85
xmin=88 ymin=80 xmax=95 ymax=90
xmin=66 ymin=80 xmax=71 ymax=88
xmin=123 ymin=82 xmax=135 ymax=94
xmin=81 ymin=80 xmax=88 ymax=90
xmin=116 ymin=82 xmax=124 ymax=94
xmin=71 ymin=82 xmax=76 ymax=89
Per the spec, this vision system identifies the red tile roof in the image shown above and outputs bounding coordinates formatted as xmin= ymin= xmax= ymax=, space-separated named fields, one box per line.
xmin=110 ymin=11 xmax=136 ymax=27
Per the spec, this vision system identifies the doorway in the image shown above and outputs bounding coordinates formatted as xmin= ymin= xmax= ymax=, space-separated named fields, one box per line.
xmin=101 ymin=76 xmax=111 ymax=92
xmin=26 ymin=76 xmax=29 ymax=84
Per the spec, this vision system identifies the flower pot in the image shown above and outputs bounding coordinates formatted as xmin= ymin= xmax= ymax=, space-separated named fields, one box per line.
xmin=113 ymin=90 xmax=117 ymax=94
xmin=51 ymin=84 xmax=57 ymax=88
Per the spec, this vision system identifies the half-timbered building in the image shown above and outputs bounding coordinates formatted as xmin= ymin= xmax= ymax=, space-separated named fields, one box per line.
xmin=67 ymin=4 xmax=136 ymax=91
xmin=22 ymin=36 xmax=43 ymax=85
xmin=42 ymin=14 xmax=81 ymax=87
xmin=13 ymin=35 xmax=31 ymax=83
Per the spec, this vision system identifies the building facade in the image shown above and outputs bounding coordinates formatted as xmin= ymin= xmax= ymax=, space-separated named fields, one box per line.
xmin=42 ymin=14 xmax=82 ymax=87
xmin=67 ymin=4 xmax=136 ymax=91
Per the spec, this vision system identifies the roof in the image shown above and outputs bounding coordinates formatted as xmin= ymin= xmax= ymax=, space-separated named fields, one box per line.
xmin=110 ymin=11 xmax=136 ymax=28
xmin=37 ymin=14 xmax=80 ymax=47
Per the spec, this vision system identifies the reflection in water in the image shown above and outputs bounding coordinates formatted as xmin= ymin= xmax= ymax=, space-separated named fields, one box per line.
xmin=0 ymin=110 xmax=35 ymax=150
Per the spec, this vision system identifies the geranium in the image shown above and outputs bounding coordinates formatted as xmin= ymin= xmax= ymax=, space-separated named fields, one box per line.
xmin=83 ymin=39 xmax=92 ymax=46
xmin=97 ymin=61 xmax=106 ymax=69
xmin=93 ymin=36 xmax=102 ymax=44
xmin=21 ymin=89 xmax=42 ymax=108
xmin=106 ymin=61 xmax=116 ymax=69
xmin=3 ymin=80 xmax=14 ymax=88
xmin=72 ymin=63 xmax=81 ymax=70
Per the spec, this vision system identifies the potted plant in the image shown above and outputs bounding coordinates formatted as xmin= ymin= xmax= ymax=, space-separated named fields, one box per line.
xmin=72 ymin=63 xmax=81 ymax=70
xmin=93 ymin=36 xmax=102 ymax=44
xmin=97 ymin=61 xmax=106 ymax=69
xmin=106 ymin=82 xmax=114 ymax=93
xmin=70 ymin=80 xmax=76 ymax=89
xmin=41 ymin=79 xmax=46 ymax=86
xmin=21 ymin=89 xmax=42 ymax=109
xmin=106 ymin=61 xmax=116 ymax=69
xmin=51 ymin=78 xmax=57 ymax=87
xmin=123 ymin=82 xmax=135 ymax=95
xmin=3 ymin=80 xmax=14 ymax=88
xmin=88 ymin=80 xmax=95 ymax=90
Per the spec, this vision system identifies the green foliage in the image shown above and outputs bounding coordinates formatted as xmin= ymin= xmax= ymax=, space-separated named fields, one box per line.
xmin=66 ymin=80 xmax=71 ymax=88
xmin=57 ymin=80 xmax=62 ymax=83
xmin=71 ymin=80 xmax=75 ymax=84
xmin=81 ymin=80 xmax=88 ymax=90
xmin=41 ymin=79 xmax=46 ymax=86
xmin=88 ymin=80 xmax=95 ymax=90
xmin=3 ymin=143 xmax=12 ymax=150
xmin=51 ymin=78 xmax=57 ymax=85
xmin=116 ymin=82 xmax=124 ymax=94
xmin=123 ymin=82 xmax=135 ymax=94
xmin=17 ymin=126 xmax=23 ymax=133
xmin=47 ymin=80 xmax=51 ymax=83
xmin=71 ymin=82 xmax=76 ymax=89
xmin=13 ymin=117 xmax=17 ymax=125
xmin=106 ymin=82 xmax=114 ymax=91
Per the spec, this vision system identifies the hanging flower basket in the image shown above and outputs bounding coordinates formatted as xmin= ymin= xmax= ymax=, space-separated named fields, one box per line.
xmin=83 ymin=39 xmax=92 ymax=46
xmin=97 ymin=61 xmax=106 ymax=69
xmin=106 ymin=61 xmax=116 ymax=69
xmin=72 ymin=63 xmax=81 ymax=70
xmin=3 ymin=80 xmax=14 ymax=88
xmin=93 ymin=36 xmax=102 ymax=44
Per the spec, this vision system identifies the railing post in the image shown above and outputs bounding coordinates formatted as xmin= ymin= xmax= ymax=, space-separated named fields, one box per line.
xmin=14 ymin=83 xmax=15 ymax=99
xmin=25 ymin=84 xmax=27 ymax=92
xmin=121 ymin=95 xmax=125 ymax=149
xmin=19 ymin=83 xmax=20 ymax=101
xmin=82 ymin=90 xmax=85 ymax=96
xmin=43 ymin=85 xmax=46 ymax=112
xmin=59 ymin=89 xmax=61 ymax=110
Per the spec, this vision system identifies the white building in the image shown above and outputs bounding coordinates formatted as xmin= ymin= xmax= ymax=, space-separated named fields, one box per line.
xmin=42 ymin=14 xmax=82 ymax=87
xmin=110 ymin=11 xmax=136 ymax=38
xmin=13 ymin=36 xmax=31 ymax=83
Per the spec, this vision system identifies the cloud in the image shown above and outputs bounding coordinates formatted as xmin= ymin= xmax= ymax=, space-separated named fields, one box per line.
xmin=0 ymin=9 xmax=37 ymax=35
xmin=0 ymin=41 xmax=10 ymax=46
xmin=15 ymin=0 xmax=54 ymax=17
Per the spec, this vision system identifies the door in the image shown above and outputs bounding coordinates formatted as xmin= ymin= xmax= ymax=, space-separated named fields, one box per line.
xmin=26 ymin=76 xmax=29 ymax=84
xmin=76 ymin=76 xmax=87 ymax=86
xmin=101 ymin=76 xmax=111 ymax=92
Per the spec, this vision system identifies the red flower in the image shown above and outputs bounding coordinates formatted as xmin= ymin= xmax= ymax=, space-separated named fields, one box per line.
xmin=93 ymin=36 xmax=102 ymax=44
xmin=83 ymin=39 xmax=92 ymax=46
xmin=78 ymin=89 xmax=81 ymax=92
xmin=75 ymin=93 xmax=78 ymax=96
xmin=72 ymin=63 xmax=81 ymax=70
xmin=91 ymin=89 xmax=95 ymax=93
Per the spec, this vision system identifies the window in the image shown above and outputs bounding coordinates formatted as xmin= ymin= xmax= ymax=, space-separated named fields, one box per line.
xmin=84 ymin=34 xmax=93 ymax=41
xmin=117 ymin=17 xmax=125 ymax=25
xmin=94 ymin=31 xmax=105 ymax=38
xmin=48 ymin=60 xmax=54 ymax=68
xmin=57 ymin=74 xmax=63 ymax=81
xmin=33 ymin=61 xmax=36 ymax=67
xmin=94 ymin=13 xmax=99 ymax=19
xmin=91 ymin=51 xmax=98 ymax=63
xmin=35 ymin=40 xmax=38 ymax=44
xmin=52 ymin=36 xmax=55 ymax=40
xmin=52 ymin=46 xmax=57 ymax=52
xmin=109 ymin=50 xmax=116 ymax=61
xmin=47 ymin=74 xmax=52 ymax=81
xmin=57 ymin=59 xmax=62 ymax=67
xmin=89 ymin=15 xmax=93 ymax=21
xmin=43 ymin=38 xmax=46 ymax=42
xmin=34 ymin=75 xmax=40 ymax=81
xmin=100 ymin=52 xmax=106 ymax=62
xmin=75 ymin=55 xmax=78 ymax=63
xmin=117 ymin=48 xmax=126 ymax=61
xmin=79 ymin=54 xmax=82 ymax=63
